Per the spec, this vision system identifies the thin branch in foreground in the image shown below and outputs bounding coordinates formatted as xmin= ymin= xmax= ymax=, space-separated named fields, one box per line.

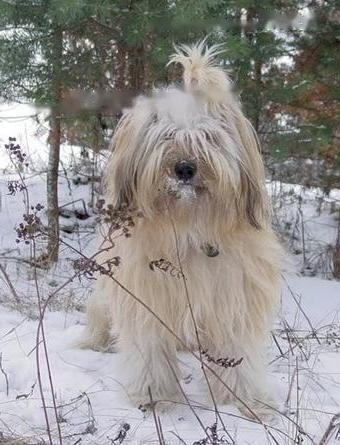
xmin=285 ymin=365 xmax=297 ymax=408
xmin=0 ymin=352 xmax=10 ymax=396
xmin=0 ymin=263 xmax=20 ymax=304
xmin=165 ymin=203 xmax=235 ymax=444
xmin=148 ymin=386 xmax=166 ymax=445
xmin=164 ymin=353 xmax=214 ymax=445
xmin=318 ymin=413 xmax=340 ymax=445
xmin=283 ymin=277 xmax=321 ymax=345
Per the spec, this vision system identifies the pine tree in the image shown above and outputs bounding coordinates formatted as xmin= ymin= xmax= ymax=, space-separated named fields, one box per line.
xmin=0 ymin=1 xmax=118 ymax=262
xmin=0 ymin=1 xmax=63 ymax=261
xmin=206 ymin=1 xmax=298 ymax=150
xmin=286 ymin=1 xmax=340 ymax=189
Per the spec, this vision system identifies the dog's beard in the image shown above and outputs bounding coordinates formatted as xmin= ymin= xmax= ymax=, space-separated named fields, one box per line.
xmin=165 ymin=176 xmax=199 ymax=201
xmin=148 ymin=170 xmax=224 ymax=254
xmin=160 ymin=159 xmax=209 ymax=210
xmin=148 ymin=168 xmax=212 ymax=233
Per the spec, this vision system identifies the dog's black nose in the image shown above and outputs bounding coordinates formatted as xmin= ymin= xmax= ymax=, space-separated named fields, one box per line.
xmin=174 ymin=161 xmax=197 ymax=181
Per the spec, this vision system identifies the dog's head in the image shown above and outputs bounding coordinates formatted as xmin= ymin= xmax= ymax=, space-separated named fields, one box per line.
xmin=105 ymin=42 xmax=269 ymax=233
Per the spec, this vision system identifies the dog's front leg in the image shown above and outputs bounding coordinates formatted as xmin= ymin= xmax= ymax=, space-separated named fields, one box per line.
xmin=119 ymin=322 xmax=182 ymax=408
xmin=78 ymin=277 xmax=115 ymax=352
xmin=203 ymin=339 xmax=275 ymax=419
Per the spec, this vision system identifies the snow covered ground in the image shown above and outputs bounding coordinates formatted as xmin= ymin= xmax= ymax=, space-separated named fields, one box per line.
xmin=0 ymin=274 xmax=339 ymax=444
xmin=0 ymin=176 xmax=339 ymax=444
xmin=0 ymin=104 xmax=340 ymax=444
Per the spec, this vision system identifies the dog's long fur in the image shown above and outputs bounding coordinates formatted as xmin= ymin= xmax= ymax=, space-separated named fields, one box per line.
xmin=80 ymin=41 xmax=283 ymax=416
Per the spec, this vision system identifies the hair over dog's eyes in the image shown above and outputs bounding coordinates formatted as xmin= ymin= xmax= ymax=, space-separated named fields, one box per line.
xmin=203 ymin=131 xmax=213 ymax=143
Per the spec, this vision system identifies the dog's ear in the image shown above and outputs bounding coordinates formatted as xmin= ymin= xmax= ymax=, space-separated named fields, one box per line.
xmin=233 ymin=109 xmax=270 ymax=230
xmin=239 ymin=167 xmax=268 ymax=230
xmin=104 ymin=99 xmax=158 ymax=211
xmin=104 ymin=111 xmax=136 ymax=210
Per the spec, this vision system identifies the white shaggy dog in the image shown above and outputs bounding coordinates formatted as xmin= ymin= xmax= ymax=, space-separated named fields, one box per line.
xmin=80 ymin=41 xmax=283 ymax=417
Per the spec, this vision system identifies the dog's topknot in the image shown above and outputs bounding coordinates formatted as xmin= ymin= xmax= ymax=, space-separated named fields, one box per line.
xmin=168 ymin=38 xmax=232 ymax=105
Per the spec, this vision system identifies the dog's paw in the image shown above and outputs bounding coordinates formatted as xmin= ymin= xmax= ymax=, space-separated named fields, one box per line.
xmin=76 ymin=333 xmax=117 ymax=353
xmin=129 ymin=390 xmax=184 ymax=412
xmin=137 ymin=399 xmax=178 ymax=413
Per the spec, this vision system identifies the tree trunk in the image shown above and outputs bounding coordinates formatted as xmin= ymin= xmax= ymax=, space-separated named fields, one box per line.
xmin=128 ymin=45 xmax=145 ymax=91
xmin=47 ymin=27 xmax=63 ymax=263
xmin=253 ymin=58 xmax=262 ymax=133
xmin=115 ymin=42 xmax=127 ymax=90
xmin=245 ymin=7 xmax=262 ymax=135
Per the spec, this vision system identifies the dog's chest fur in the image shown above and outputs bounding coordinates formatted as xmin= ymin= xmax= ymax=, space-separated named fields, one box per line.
xmin=110 ymin=226 xmax=259 ymax=349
